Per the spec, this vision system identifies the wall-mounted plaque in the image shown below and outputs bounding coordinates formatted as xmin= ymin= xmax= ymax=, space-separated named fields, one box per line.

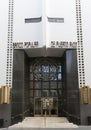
xmin=80 ymin=86 xmax=91 ymax=104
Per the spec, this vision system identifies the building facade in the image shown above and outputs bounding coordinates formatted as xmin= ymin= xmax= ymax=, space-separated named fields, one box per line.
xmin=0 ymin=0 xmax=91 ymax=128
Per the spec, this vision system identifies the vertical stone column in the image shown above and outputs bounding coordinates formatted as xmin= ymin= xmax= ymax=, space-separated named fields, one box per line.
xmin=66 ymin=50 xmax=80 ymax=125
xmin=12 ymin=50 xmax=25 ymax=124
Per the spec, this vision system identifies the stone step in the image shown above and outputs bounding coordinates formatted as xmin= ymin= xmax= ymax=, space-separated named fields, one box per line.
xmin=8 ymin=117 xmax=78 ymax=129
xmin=2 ymin=126 xmax=91 ymax=130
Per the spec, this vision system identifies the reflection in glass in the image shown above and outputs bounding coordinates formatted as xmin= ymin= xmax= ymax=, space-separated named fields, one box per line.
xmin=58 ymin=73 xmax=62 ymax=80
xmin=32 ymin=58 xmax=58 ymax=80
xmin=42 ymin=65 xmax=49 ymax=72
xmin=42 ymin=72 xmax=49 ymax=81
xmin=50 ymin=90 xmax=57 ymax=97
xmin=34 ymin=82 xmax=41 ymax=89
xmin=30 ymin=98 xmax=34 ymax=114
xmin=50 ymin=66 xmax=56 ymax=72
xmin=35 ymin=90 xmax=41 ymax=97
xmin=42 ymin=90 xmax=49 ymax=97
xmin=58 ymin=82 xmax=62 ymax=89
xmin=58 ymin=90 xmax=62 ymax=97
xmin=58 ymin=65 xmax=62 ymax=72
xmin=42 ymin=82 xmax=49 ymax=89
xmin=29 ymin=58 xmax=63 ymax=116
xmin=29 ymin=58 xmax=62 ymax=98
xmin=50 ymin=82 xmax=57 ymax=89
xmin=35 ymin=98 xmax=41 ymax=115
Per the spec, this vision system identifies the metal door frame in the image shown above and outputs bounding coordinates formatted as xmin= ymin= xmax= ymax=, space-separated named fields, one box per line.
xmin=34 ymin=97 xmax=58 ymax=117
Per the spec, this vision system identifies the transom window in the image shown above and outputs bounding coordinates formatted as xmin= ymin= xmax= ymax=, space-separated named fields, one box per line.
xmin=32 ymin=58 xmax=60 ymax=81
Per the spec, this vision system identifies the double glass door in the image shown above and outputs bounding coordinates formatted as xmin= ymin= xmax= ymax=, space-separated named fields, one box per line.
xmin=34 ymin=97 xmax=58 ymax=117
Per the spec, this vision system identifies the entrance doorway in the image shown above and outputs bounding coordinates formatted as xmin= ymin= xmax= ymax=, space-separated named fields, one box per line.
xmin=34 ymin=97 xmax=58 ymax=117
xmin=12 ymin=50 xmax=80 ymax=125
xmin=29 ymin=58 xmax=62 ymax=117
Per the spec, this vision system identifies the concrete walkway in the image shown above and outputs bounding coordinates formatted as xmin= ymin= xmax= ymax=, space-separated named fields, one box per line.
xmin=8 ymin=117 xmax=78 ymax=129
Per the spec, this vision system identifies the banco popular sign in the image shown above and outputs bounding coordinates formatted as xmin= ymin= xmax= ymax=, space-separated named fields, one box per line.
xmin=13 ymin=41 xmax=77 ymax=49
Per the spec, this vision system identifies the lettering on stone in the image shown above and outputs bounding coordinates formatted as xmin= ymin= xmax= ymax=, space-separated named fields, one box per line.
xmin=13 ymin=41 xmax=39 ymax=49
xmin=51 ymin=41 xmax=77 ymax=48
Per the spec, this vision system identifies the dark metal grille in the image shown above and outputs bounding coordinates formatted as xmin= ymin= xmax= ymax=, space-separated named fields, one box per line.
xmin=32 ymin=58 xmax=59 ymax=81
xmin=29 ymin=58 xmax=62 ymax=98
xmin=29 ymin=58 xmax=63 ymax=116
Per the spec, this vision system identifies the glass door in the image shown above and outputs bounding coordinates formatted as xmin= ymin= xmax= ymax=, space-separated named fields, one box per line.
xmin=34 ymin=98 xmax=42 ymax=116
xmin=50 ymin=98 xmax=58 ymax=116
xmin=34 ymin=97 xmax=58 ymax=117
